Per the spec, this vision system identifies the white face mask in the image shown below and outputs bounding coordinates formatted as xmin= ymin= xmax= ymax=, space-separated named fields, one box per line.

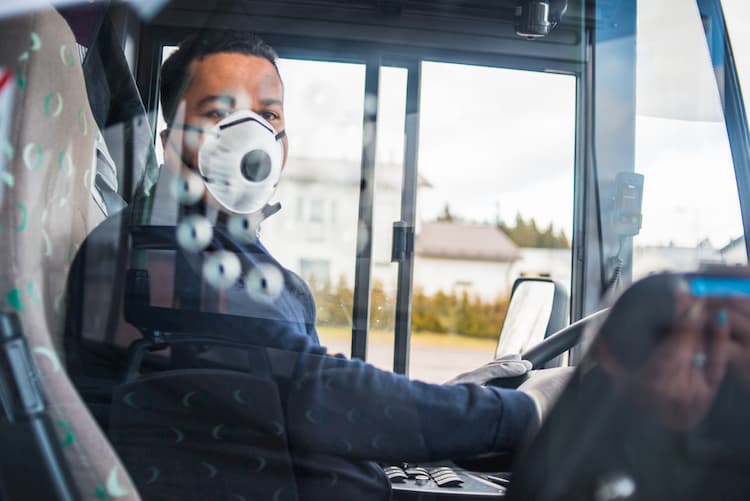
xmin=197 ymin=110 xmax=285 ymax=214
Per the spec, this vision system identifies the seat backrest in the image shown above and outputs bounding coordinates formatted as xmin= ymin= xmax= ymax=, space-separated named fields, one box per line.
xmin=0 ymin=6 xmax=138 ymax=499
xmin=109 ymin=369 xmax=298 ymax=500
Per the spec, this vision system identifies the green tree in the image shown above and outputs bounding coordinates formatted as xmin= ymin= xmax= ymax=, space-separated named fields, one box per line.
xmin=308 ymin=273 xmax=510 ymax=339
xmin=437 ymin=203 xmax=455 ymax=222
xmin=369 ymin=279 xmax=395 ymax=331
xmin=332 ymin=274 xmax=353 ymax=325
xmin=412 ymin=287 xmax=446 ymax=333
xmin=455 ymin=290 xmax=479 ymax=336
xmin=497 ymin=212 xmax=570 ymax=249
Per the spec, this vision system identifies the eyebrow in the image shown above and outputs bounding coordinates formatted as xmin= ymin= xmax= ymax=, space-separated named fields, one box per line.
xmin=196 ymin=95 xmax=235 ymax=108
xmin=195 ymin=95 xmax=282 ymax=109
xmin=260 ymin=98 xmax=283 ymax=107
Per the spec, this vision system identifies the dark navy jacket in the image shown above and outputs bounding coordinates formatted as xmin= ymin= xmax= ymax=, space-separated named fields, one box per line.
xmin=65 ymin=203 xmax=536 ymax=500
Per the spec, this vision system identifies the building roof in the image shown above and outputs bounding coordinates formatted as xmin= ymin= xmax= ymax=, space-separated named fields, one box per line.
xmin=415 ymin=221 xmax=520 ymax=262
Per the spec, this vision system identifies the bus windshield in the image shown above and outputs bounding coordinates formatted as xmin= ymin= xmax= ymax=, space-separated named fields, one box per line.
xmin=1 ymin=1 xmax=749 ymax=500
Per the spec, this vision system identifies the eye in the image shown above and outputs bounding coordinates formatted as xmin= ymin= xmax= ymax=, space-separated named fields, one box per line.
xmin=261 ymin=111 xmax=280 ymax=122
xmin=204 ymin=109 xmax=232 ymax=120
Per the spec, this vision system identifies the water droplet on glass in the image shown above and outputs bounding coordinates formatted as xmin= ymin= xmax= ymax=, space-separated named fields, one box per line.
xmin=203 ymin=251 xmax=241 ymax=289
xmin=176 ymin=214 xmax=213 ymax=253
xmin=595 ymin=473 xmax=636 ymax=501
xmin=170 ymin=170 xmax=205 ymax=205
xmin=245 ymin=263 xmax=284 ymax=303
xmin=228 ymin=213 xmax=261 ymax=243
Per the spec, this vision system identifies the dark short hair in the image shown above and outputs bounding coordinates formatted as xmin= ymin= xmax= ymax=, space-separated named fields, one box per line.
xmin=159 ymin=30 xmax=281 ymax=125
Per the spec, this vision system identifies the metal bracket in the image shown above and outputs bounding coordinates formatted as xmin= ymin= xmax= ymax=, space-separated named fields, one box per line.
xmin=391 ymin=221 xmax=414 ymax=263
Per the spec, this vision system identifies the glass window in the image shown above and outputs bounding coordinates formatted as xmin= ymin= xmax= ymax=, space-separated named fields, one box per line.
xmin=261 ymin=58 xmax=366 ymax=356
xmin=9 ymin=2 xmax=750 ymax=500
xmin=365 ymin=66 xmax=408 ymax=372
xmin=723 ymin=0 xmax=750 ymax=111
xmin=632 ymin=0 xmax=746 ymax=278
xmin=409 ymin=61 xmax=576 ymax=382
xmin=308 ymin=198 xmax=325 ymax=223
xmin=299 ymin=258 xmax=331 ymax=286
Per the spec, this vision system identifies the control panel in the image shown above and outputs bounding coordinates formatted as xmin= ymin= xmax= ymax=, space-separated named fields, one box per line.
xmin=384 ymin=462 xmax=509 ymax=499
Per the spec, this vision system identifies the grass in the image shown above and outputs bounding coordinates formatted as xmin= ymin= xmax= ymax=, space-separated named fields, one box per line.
xmin=317 ymin=325 xmax=496 ymax=351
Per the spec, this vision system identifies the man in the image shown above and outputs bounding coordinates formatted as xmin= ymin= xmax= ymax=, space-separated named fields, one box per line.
xmin=66 ymin=30 xmax=564 ymax=500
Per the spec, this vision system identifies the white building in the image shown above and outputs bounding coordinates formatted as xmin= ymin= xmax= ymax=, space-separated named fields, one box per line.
xmin=632 ymin=242 xmax=725 ymax=279
xmin=262 ymin=157 xmax=573 ymax=300
xmin=719 ymin=236 xmax=747 ymax=265
xmin=415 ymin=221 xmax=525 ymax=301
xmin=264 ymin=157 xmax=744 ymax=305
xmin=261 ymin=155 xmax=404 ymax=287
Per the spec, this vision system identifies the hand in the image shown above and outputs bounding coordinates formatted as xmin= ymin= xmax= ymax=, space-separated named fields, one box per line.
xmin=627 ymin=287 xmax=730 ymax=430
xmin=517 ymin=366 xmax=575 ymax=429
xmin=444 ymin=354 xmax=532 ymax=385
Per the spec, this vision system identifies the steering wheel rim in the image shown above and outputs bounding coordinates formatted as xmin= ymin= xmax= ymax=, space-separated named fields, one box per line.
xmin=521 ymin=308 xmax=609 ymax=368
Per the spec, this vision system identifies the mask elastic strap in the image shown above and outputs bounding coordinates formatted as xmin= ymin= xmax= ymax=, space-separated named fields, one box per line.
xmin=217 ymin=115 xmax=286 ymax=142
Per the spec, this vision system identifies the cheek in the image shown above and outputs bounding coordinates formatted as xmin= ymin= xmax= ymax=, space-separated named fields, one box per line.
xmin=162 ymin=132 xmax=181 ymax=167
xmin=184 ymin=129 xmax=203 ymax=151
xmin=164 ymin=129 xmax=203 ymax=169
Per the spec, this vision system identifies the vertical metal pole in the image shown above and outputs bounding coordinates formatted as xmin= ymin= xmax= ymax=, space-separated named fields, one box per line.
xmin=393 ymin=62 xmax=421 ymax=375
xmin=350 ymin=61 xmax=380 ymax=361
xmin=697 ymin=0 xmax=750 ymax=262
xmin=570 ymin=34 xmax=590 ymax=324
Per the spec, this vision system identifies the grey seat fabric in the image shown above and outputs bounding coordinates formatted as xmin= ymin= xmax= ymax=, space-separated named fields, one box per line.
xmin=110 ymin=369 xmax=298 ymax=500
xmin=0 ymin=7 xmax=138 ymax=499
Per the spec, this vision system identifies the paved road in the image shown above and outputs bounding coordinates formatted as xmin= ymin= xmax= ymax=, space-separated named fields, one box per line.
xmin=323 ymin=337 xmax=494 ymax=384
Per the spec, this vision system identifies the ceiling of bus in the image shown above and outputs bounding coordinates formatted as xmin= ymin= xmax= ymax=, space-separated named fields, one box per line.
xmin=289 ymin=0 xmax=519 ymax=20
xmin=150 ymin=0 xmax=596 ymax=66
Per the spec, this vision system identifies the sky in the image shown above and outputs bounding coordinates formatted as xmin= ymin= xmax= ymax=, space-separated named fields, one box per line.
xmin=277 ymin=58 xmax=578 ymax=238
xmin=155 ymin=0 xmax=750 ymax=251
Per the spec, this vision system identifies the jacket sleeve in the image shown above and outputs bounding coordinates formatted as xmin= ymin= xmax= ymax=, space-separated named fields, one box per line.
xmin=276 ymin=348 xmax=536 ymax=462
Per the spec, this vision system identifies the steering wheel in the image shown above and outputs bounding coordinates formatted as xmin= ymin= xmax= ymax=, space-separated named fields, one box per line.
xmin=521 ymin=308 xmax=610 ymax=368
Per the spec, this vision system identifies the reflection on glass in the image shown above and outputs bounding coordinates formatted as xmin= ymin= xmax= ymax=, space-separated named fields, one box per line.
xmin=514 ymin=271 xmax=750 ymax=500
xmin=155 ymin=45 xmax=177 ymax=166
xmin=594 ymin=273 xmax=747 ymax=431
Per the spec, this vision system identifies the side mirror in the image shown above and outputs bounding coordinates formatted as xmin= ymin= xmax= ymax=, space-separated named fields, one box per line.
xmin=494 ymin=277 xmax=569 ymax=366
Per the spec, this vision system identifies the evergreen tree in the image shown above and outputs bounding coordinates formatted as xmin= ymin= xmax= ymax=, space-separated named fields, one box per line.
xmin=496 ymin=212 xmax=570 ymax=249
xmin=437 ymin=203 xmax=455 ymax=222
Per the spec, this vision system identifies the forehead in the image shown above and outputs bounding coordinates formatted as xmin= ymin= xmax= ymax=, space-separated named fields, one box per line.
xmin=184 ymin=53 xmax=283 ymax=101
